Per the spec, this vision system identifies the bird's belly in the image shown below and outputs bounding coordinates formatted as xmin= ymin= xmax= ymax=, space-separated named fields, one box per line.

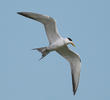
xmin=48 ymin=40 xmax=65 ymax=51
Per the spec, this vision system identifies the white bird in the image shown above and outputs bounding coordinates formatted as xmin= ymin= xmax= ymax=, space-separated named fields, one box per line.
xmin=17 ymin=12 xmax=81 ymax=95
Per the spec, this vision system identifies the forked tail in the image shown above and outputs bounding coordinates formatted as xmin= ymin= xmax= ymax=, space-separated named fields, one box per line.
xmin=32 ymin=47 xmax=49 ymax=60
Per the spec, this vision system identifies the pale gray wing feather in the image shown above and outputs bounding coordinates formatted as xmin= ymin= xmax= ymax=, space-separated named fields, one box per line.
xmin=56 ymin=46 xmax=81 ymax=95
xmin=17 ymin=12 xmax=61 ymax=44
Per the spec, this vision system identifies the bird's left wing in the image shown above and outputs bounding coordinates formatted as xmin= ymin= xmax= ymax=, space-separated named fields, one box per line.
xmin=56 ymin=46 xmax=81 ymax=95
xmin=17 ymin=12 xmax=61 ymax=44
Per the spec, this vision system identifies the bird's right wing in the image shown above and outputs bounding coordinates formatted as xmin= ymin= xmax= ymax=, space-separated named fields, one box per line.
xmin=56 ymin=46 xmax=81 ymax=95
xmin=17 ymin=12 xmax=61 ymax=44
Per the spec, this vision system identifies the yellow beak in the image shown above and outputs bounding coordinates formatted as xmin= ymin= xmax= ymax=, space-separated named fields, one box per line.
xmin=70 ymin=41 xmax=76 ymax=47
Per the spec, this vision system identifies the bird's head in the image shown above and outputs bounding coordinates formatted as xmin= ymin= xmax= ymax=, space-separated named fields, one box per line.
xmin=65 ymin=37 xmax=76 ymax=47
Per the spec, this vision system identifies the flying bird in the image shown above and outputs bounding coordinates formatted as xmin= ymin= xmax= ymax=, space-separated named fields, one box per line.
xmin=17 ymin=12 xmax=81 ymax=95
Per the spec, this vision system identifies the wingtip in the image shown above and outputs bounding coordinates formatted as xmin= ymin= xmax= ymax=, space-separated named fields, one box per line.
xmin=73 ymin=83 xmax=78 ymax=95
xmin=17 ymin=12 xmax=23 ymax=15
xmin=17 ymin=12 xmax=35 ymax=20
xmin=71 ymin=73 xmax=78 ymax=95
xmin=32 ymin=48 xmax=37 ymax=50
xmin=73 ymin=89 xmax=77 ymax=95
xmin=17 ymin=12 xmax=20 ymax=14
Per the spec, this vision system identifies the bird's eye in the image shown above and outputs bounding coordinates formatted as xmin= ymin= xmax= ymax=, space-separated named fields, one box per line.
xmin=67 ymin=38 xmax=72 ymax=41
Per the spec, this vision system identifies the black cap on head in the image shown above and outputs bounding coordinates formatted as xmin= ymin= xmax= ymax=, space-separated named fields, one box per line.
xmin=67 ymin=37 xmax=72 ymax=41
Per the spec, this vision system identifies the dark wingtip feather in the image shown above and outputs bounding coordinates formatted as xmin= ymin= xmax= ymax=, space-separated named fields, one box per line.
xmin=17 ymin=12 xmax=26 ymax=17
xmin=17 ymin=12 xmax=27 ymax=17
xmin=73 ymin=89 xmax=76 ymax=95
xmin=17 ymin=12 xmax=23 ymax=15
xmin=72 ymin=73 xmax=77 ymax=95
xmin=17 ymin=12 xmax=36 ymax=20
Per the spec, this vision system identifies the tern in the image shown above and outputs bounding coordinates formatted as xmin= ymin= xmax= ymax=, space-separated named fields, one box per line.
xmin=17 ymin=12 xmax=81 ymax=95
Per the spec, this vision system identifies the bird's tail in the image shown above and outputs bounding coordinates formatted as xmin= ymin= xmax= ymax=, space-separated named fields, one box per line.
xmin=32 ymin=47 xmax=49 ymax=60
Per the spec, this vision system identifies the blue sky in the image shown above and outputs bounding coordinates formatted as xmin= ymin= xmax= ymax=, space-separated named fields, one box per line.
xmin=0 ymin=0 xmax=110 ymax=100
